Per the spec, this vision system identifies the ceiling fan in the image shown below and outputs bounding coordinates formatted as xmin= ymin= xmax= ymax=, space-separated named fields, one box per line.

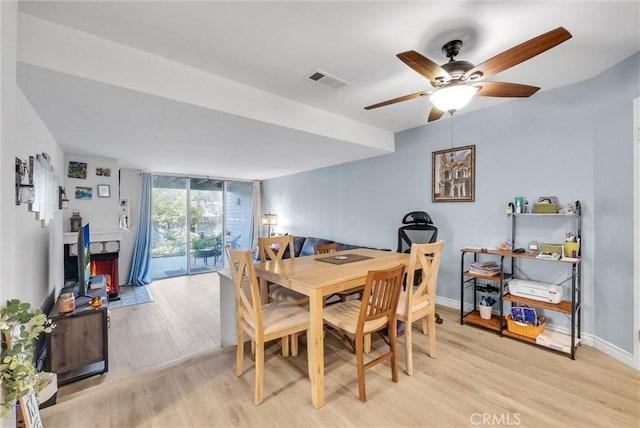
xmin=365 ymin=27 xmax=572 ymax=122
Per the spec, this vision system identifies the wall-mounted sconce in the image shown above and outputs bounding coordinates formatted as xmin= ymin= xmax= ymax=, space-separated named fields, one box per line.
xmin=15 ymin=157 xmax=34 ymax=205
xmin=58 ymin=186 xmax=69 ymax=209
xmin=262 ymin=212 xmax=278 ymax=237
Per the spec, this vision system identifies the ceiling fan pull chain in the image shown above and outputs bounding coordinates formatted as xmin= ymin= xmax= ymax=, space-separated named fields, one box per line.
xmin=450 ymin=115 xmax=455 ymax=148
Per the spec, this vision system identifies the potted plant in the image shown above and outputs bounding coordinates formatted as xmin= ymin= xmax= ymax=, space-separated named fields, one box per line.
xmin=0 ymin=299 xmax=54 ymax=418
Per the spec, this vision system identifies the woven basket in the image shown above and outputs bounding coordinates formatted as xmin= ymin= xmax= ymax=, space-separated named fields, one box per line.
xmin=506 ymin=315 xmax=546 ymax=339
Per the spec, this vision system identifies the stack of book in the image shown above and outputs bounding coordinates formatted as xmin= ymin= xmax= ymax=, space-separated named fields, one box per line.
xmin=468 ymin=261 xmax=501 ymax=276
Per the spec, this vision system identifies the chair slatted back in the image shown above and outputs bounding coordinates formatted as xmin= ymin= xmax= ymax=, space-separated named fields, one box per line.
xmin=314 ymin=242 xmax=339 ymax=254
xmin=257 ymin=235 xmax=295 ymax=262
xmin=404 ymin=241 xmax=444 ymax=314
xmin=358 ymin=264 xmax=405 ymax=331
xmin=226 ymin=247 xmax=263 ymax=337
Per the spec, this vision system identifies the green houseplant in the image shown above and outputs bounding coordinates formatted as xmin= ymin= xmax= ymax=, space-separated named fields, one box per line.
xmin=0 ymin=299 xmax=54 ymax=416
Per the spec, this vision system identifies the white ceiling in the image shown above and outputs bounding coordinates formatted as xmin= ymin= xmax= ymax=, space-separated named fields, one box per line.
xmin=16 ymin=1 xmax=640 ymax=180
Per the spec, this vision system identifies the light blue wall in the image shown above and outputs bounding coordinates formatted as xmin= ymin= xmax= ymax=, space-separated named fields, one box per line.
xmin=592 ymin=53 xmax=640 ymax=351
xmin=263 ymin=52 xmax=640 ymax=354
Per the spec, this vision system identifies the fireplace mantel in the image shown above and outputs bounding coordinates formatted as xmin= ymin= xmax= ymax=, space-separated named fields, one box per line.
xmin=63 ymin=230 xmax=125 ymax=245
xmin=64 ymin=230 xmax=124 ymax=256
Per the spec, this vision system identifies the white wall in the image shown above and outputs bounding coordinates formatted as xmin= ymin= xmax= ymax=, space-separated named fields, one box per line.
xmin=4 ymin=2 xmax=136 ymax=300
xmin=634 ymin=97 xmax=640 ymax=369
xmin=118 ymin=168 xmax=142 ymax=284
xmin=63 ymin=154 xmax=120 ymax=233
xmin=60 ymin=156 xmax=142 ymax=286
xmin=16 ymin=89 xmax=65 ymax=306
xmin=2 ymin=2 xmax=64 ymax=308
xmin=0 ymin=0 xmax=19 ymax=306
xmin=18 ymin=12 xmax=393 ymax=155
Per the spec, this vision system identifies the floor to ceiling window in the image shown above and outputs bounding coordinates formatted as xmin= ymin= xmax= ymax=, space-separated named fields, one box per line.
xmin=149 ymin=175 xmax=253 ymax=280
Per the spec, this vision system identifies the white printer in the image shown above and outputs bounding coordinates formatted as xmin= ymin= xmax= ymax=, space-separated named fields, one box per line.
xmin=507 ymin=278 xmax=563 ymax=304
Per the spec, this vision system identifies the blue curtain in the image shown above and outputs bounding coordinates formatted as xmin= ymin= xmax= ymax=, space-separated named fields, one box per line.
xmin=128 ymin=173 xmax=153 ymax=286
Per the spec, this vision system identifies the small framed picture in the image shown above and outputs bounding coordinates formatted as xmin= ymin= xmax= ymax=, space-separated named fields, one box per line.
xmin=75 ymin=186 xmax=92 ymax=199
xmin=68 ymin=161 xmax=87 ymax=179
xmin=96 ymin=167 xmax=111 ymax=177
xmin=97 ymin=184 xmax=110 ymax=198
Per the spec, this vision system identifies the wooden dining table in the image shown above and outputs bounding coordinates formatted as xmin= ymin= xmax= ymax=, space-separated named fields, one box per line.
xmin=254 ymin=247 xmax=409 ymax=408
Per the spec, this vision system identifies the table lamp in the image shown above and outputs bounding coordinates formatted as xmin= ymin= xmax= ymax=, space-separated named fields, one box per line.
xmin=262 ymin=213 xmax=278 ymax=237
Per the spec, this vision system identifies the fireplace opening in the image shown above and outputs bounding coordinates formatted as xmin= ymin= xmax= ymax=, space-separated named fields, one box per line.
xmin=92 ymin=252 xmax=120 ymax=300
xmin=64 ymin=242 xmax=121 ymax=301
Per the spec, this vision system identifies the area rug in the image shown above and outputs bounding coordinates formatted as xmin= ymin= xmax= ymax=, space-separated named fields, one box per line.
xmin=109 ymin=285 xmax=153 ymax=309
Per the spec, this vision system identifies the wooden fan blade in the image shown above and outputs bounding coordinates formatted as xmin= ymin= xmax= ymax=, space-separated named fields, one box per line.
xmin=473 ymin=81 xmax=540 ymax=97
xmin=397 ymin=50 xmax=451 ymax=83
xmin=364 ymin=90 xmax=430 ymax=110
xmin=463 ymin=27 xmax=572 ymax=81
xmin=428 ymin=107 xmax=445 ymax=122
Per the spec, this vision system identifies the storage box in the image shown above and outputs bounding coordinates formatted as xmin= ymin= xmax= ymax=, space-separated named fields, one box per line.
xmin=539 ymin=243 xmax=563 ymax=254
xmin=533 ymin=203 xmax=558 ymax=213
xmin=37 ymin=372 xmax=57 ymax=409
xmin=505 ymin=315 xmax=546 ymax=339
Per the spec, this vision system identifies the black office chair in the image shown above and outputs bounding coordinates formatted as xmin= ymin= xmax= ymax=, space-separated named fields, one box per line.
xmin=397 ymin=211 xmax=443 ymax=325
xmin=397 ymin=211 xmax=438 ymax=252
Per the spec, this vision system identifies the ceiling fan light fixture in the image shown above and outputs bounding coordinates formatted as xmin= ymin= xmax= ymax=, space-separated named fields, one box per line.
xmin=430 ymin=85 xmax=478 ymax=113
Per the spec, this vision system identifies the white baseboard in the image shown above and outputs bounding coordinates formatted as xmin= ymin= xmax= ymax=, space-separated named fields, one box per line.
xmin=592 ymin=335 xmax=637 ymax=369
xmin=436 ymin=296 xmax=460 ymax=311
xmin=437 ymin=296 xmax=638 ymax=370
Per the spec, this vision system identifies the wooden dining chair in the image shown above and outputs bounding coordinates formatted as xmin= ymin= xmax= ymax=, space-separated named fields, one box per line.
xmin=257 ymin=236 xmax=309 ymax=356
xmin=397 ymin=240 xmax=444 ymax=375
xmin=257 ymin=235 xmax=295 ymax=263
xmin=322 ymin=264 xmax=405 ymax=402
xmin=314 ymin=242 xmax=365 ymax=304
xmin=257 ymin=236 xmax=310 ymax=306
xmin=226 ymin=247 xmax=310 ymax=405
xmin=313 ymin=242 xmax=340 ymax=254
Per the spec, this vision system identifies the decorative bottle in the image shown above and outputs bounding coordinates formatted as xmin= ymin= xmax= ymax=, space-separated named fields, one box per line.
xmin=59 ymin=293 xmax=75 ymax=314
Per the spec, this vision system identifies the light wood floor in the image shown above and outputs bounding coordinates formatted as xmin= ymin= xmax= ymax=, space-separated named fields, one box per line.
xmin=42 ymin=273 xmax=639 ymax=427
xmin=55 ymin=273 xmax=222 ymax=397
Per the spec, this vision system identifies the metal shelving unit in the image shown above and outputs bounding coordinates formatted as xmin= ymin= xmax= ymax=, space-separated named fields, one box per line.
xmin=460 ymin=201 xmax=582 ymax=359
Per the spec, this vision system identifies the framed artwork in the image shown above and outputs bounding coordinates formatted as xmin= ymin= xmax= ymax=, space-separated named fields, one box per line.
xmin=75 ymin=186 xmax=92 ymax=199
xmin=432 ymin=144 xmax=475 ymax=202
xmin=97 ymin=184 xmax=111 ymax=198
xmin=68 ymin=161 xmax=87 ymax=179
xmin=96 ymin=167 xmax=111 ymax=177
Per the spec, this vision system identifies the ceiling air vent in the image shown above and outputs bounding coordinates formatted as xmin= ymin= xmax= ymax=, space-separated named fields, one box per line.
xmin=307 ymin=69 xmax=349 ymax=90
